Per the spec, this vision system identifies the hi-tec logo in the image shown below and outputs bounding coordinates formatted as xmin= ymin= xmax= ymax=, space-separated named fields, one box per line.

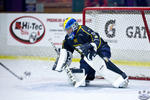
xmin=10 ymin=16 xmax=45 ymax=44
xmin=105 ymin=20 xmax=116 ymax=38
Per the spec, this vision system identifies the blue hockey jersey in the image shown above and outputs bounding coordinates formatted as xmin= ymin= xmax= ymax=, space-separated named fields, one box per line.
xmin=62 ymin=25 xmax=111 ymax=58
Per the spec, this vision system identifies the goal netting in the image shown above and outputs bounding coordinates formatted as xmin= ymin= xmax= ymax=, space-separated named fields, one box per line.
xmin=83 ymin=7 xmax=150 ymax=80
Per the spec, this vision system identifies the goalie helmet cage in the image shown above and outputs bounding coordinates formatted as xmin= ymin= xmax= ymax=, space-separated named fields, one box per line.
xmin=83 ymin=7 xmax=150 ymax=80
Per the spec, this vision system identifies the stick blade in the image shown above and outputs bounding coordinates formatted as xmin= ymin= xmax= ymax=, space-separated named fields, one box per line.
xmin=74 ymin=75 xmax=87 ymax=88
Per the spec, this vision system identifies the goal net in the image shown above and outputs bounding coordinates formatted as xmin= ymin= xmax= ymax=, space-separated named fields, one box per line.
xmin=83 ymin=7 xmax=150 ymax=80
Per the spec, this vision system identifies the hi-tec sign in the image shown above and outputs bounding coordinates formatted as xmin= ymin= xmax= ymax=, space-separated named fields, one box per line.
xmin=9 ymin=16 xmax=45 ymax=44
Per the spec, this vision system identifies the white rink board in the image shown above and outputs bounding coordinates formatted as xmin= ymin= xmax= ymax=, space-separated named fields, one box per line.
xmin=0 ymin=13 xmax=83 ymax=57
xmin=0 ymin=13 xmax=150 ymax=61
xmin=0 ymin=13 xmax=82 ymax=47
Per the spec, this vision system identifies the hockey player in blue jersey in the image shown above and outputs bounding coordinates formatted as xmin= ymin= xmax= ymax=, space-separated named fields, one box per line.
xmin=53 ymin=17 xmax=129 ymax=88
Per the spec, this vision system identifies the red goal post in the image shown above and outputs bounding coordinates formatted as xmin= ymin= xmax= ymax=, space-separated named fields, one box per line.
xmin=82 ymin=7 xmax=150 ymax=80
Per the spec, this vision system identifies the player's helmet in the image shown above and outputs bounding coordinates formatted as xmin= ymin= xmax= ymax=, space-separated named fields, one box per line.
xmin=63 ymin=17 xmax=78 ymax=39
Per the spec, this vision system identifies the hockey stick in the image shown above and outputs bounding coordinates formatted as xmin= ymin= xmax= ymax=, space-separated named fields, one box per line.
xmin=0 ymin=62 xmax=23 ymax=80
xmin=48 ymin=39 xmax=87 ymax=87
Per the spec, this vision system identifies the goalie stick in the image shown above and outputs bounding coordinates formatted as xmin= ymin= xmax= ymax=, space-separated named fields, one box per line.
xmin=0 ymin=62 xmax=23 ymax=80
xmin=48 ymin=39 xmax=87 ymax=87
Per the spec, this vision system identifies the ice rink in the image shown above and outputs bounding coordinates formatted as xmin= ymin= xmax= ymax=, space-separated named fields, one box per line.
xmin=0 ymin=59 xmax=150 ymax=100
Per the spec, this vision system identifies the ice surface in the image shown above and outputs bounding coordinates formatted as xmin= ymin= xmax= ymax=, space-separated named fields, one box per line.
xmin=0 ymin=59 xmax=150 ymax=100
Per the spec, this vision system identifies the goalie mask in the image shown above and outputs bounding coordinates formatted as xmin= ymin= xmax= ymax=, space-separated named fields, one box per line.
xmin=63 ymin=17 xmax=78 ymax=40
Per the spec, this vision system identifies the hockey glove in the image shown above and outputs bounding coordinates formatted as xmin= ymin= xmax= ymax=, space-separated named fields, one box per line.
xmin=78 ymin=43 xmax=97 ymax=61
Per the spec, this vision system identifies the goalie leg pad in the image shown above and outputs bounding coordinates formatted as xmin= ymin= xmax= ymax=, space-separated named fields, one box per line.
xmin=53 ymin=49 xmax=72 ymax=72
xmin=105 ymin=60 xmax=128 ymax=79
xmin=99 ymin=65 xmax=129 ymax=88
xmin=113 ymin=76 xmax=129 ymax=88
xmin=84 ymin=55 xmax=129 ymax=88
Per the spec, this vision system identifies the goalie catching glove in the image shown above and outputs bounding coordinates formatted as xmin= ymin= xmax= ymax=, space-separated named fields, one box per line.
xmin=52 ymin=49 xmax=72 ymax=72
xmin=77 ymin=43 xmax=97 ymax=61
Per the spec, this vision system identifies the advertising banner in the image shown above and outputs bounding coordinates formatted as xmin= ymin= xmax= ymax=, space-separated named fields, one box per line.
xmin=86 ymin=14 xmax=150 ymax=50
xmin=4 ymin=13 xmax=83 ymax=48
xmin=0 ymin=13 xmax=149 ymax=51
